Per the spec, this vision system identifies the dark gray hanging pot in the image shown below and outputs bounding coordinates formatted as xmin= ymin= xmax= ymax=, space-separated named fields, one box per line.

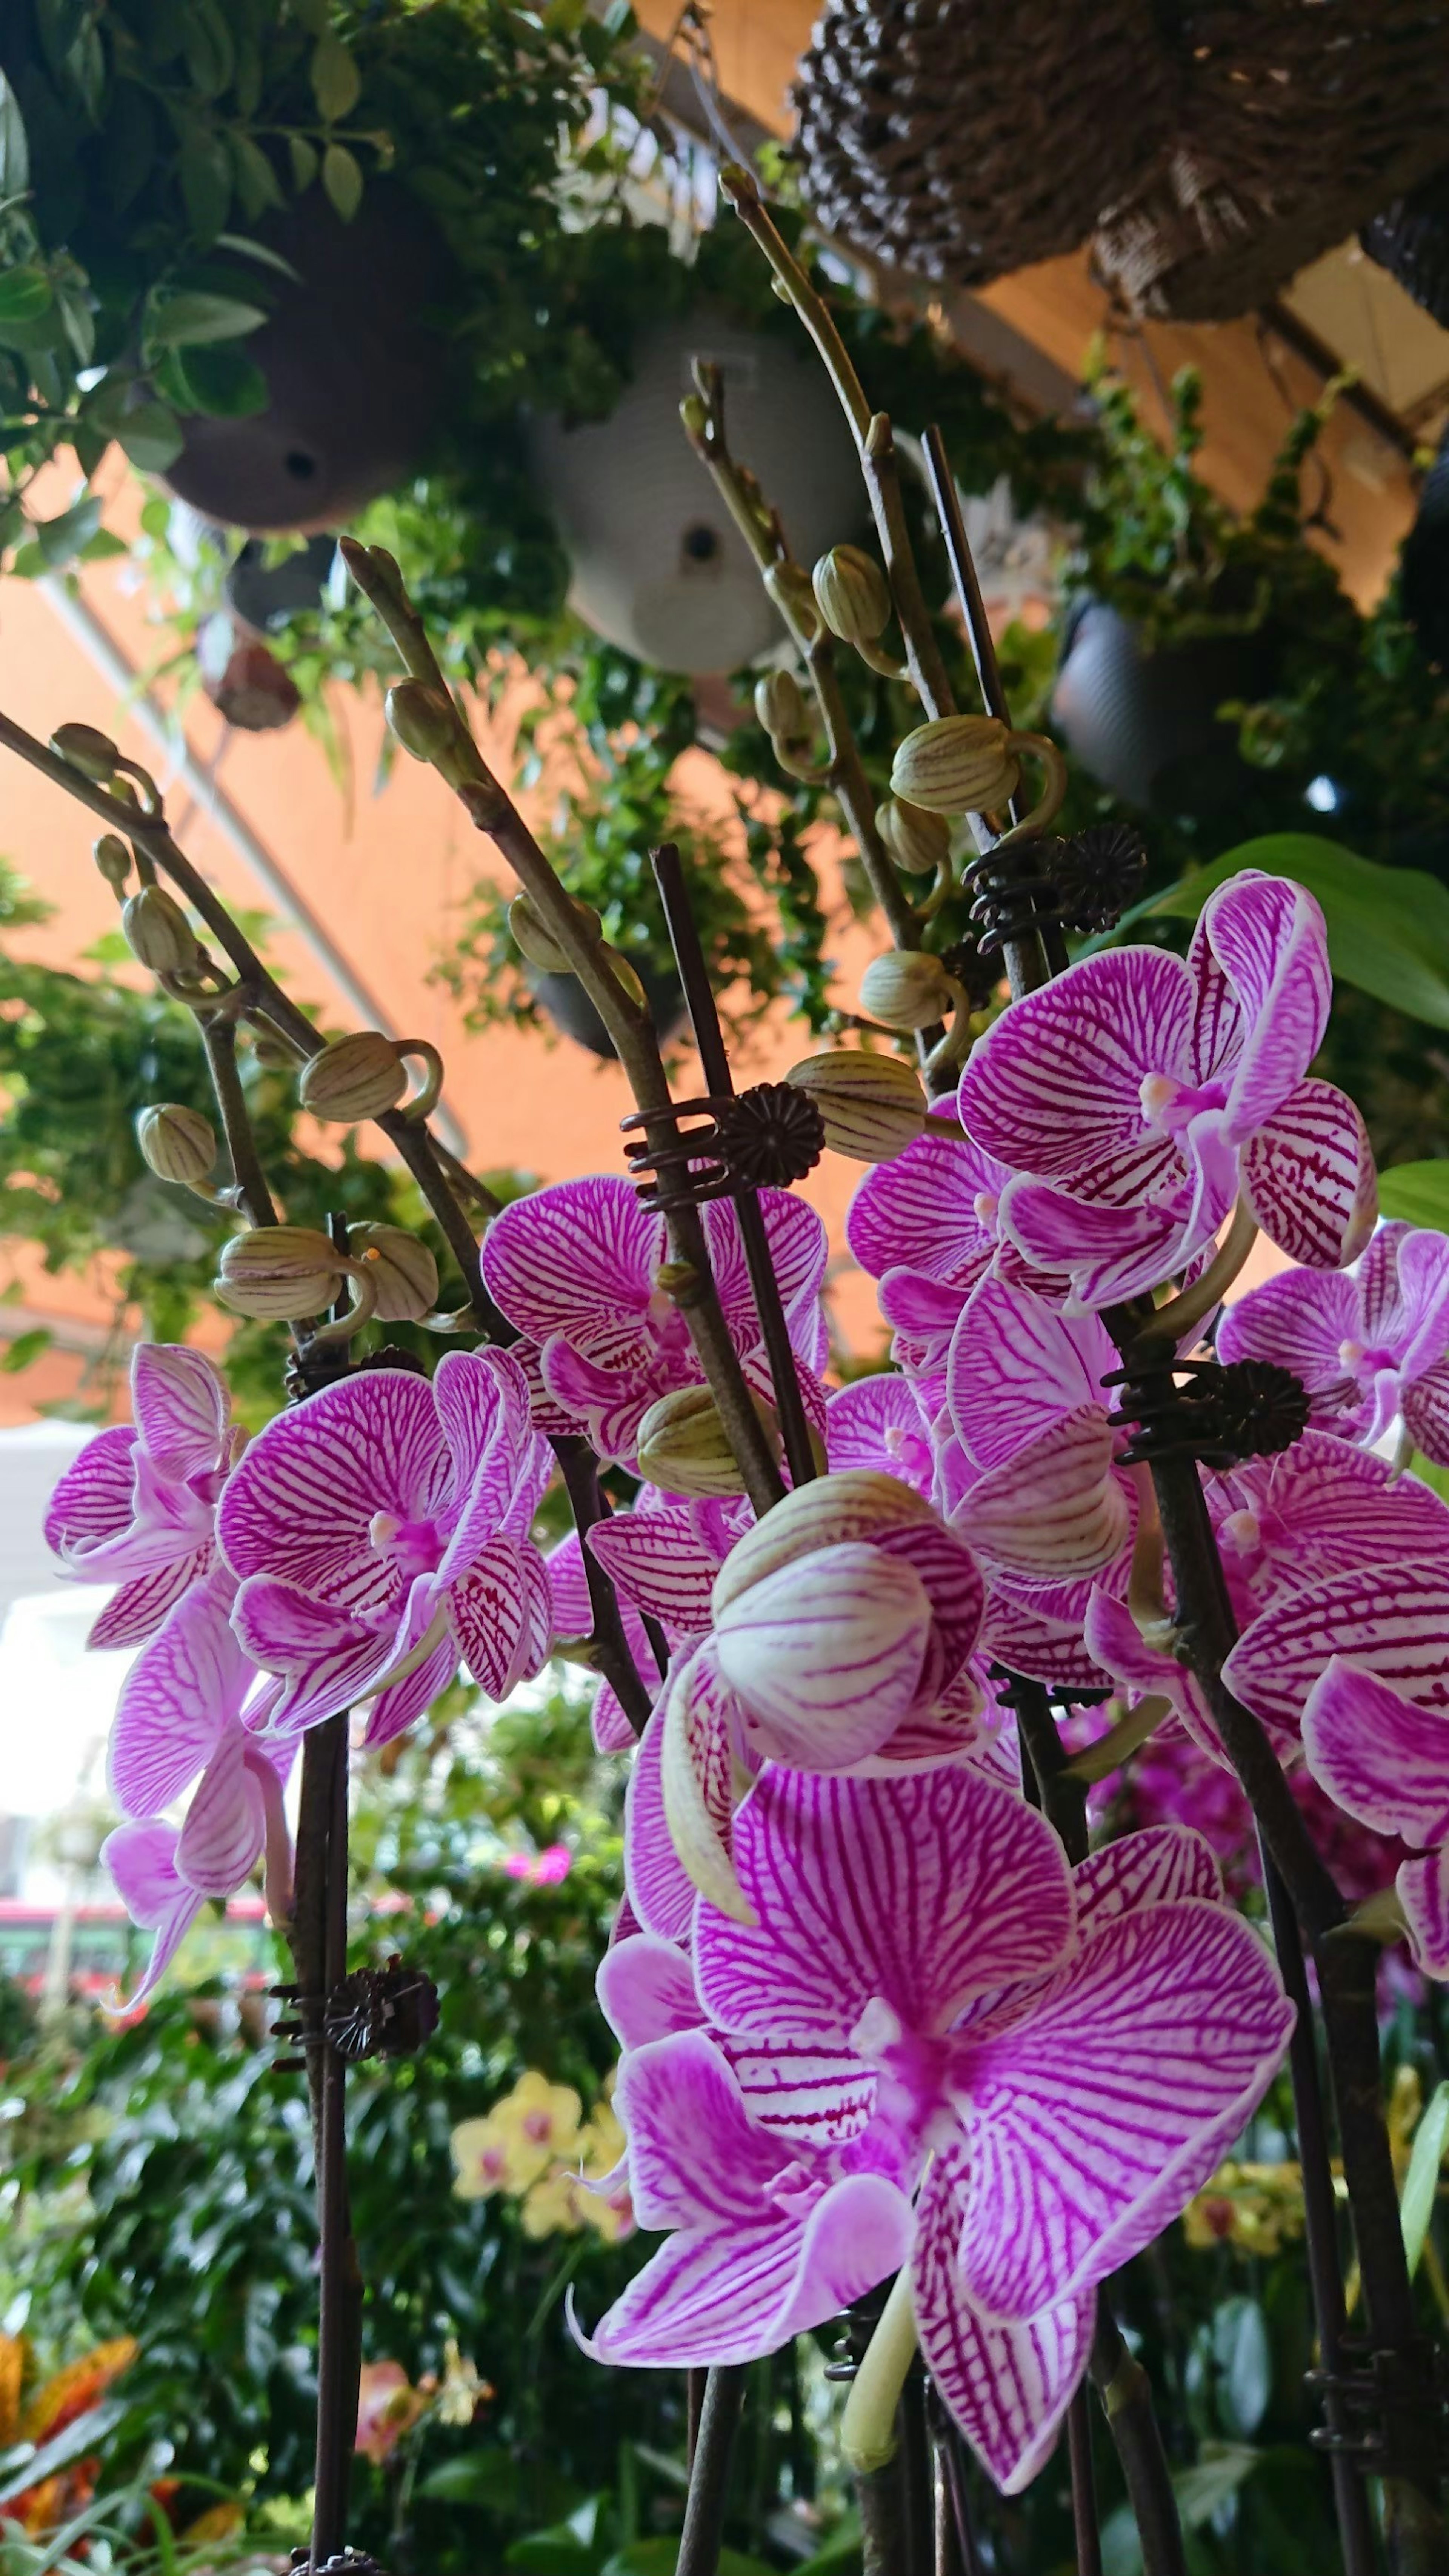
xmin=1051 ymin=600 xmax=1276 ymax=815
xmin=162 ymin=185 xmax=454 ymax=535
xmin=524 ymin=963 xmax=688 ymax=1060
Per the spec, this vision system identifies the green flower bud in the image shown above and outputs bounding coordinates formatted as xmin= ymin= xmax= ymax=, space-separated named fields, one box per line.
xmin=859 ymin=950 xmax=955 ymax=1031
xmin=754 ymin=669 xmax=809 ymax=743
xmin=385 ymin=681 xmax=457 ymax=767
xmin=216 ymin=1225 xmax=346 ymax=1321
xmin=812 ymin=545 xmax=891 ymax=645
xmin=890 ymin=714 xmax=1019 ymax=816
xmin=785 ymin=1050 xmax=927 ymax=1163
xmin=93 ymin=832 xmax=132 ymax=892
xmin=350 ymin=1223 xmax=439 ymax=1323
xmin=51 ymin=722 xmax=119 ymax=782
xmin=637 ymin=1383 xmax=780 ymax=1500
xmin=508 ymin=891 xmax=603 ymax=975
xmin=876 ymin=797 xmax=950 ymax=877
xmin=135 ymin=1103 xmax=217 ymax=1187
xmin=299 ymin=1031 xmax=407 ymax=1124
xmin=122 ymin=886 xmax=198 ymax=975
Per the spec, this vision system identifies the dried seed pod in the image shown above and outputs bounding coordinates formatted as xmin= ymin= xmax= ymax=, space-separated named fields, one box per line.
xmin=812 ymin=544 xmax=891 ymax=645
xmin=299 ymin=1031 xmax=407 ymax=1123
xmin=136 ymin=1103 xmax=218 ymax=1188
xmin=713 ymin=1081 xmax=825 ymax=1187
xmin=859 ymin=949 xmax=955 ymax=1031
xmin=349 ymin=1223 xmax=439 ymax=1323
xmin=754 ymin=669 xmax=809 ymax=742
xmin=507 ymin=891 xmax=603 ymax=975
xmin=216 ymin=1224 xmax=348 ymax=1320
xmin=93 ymin=832 xmax=132 ymax=892
xmin=890 ymin=713 xmax=1019 ymax=816
xmin=637 ymin=1383 xmax=781 ymax=1499
xmin=50 ymin=722 xmax=120 ymax=782
xmin=785 ymin=1050 xmax=927 ymax=1162
xmin=122 ymin=886 xmax=199 ymax=974
xmin=875 ymin=797 xmax=950 ymax=877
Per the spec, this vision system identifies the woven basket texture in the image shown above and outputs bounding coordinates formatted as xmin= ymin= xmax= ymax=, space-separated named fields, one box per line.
xmin=792 ymin=0 xmax=1177 ymax=285
xmin=793 ymin=0 xmax=1449 ymax=320
xmin=1363 ymin=165 xmax=1449 ymax=328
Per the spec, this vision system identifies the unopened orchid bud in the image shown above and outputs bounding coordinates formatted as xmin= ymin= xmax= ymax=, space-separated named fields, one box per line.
xmin=216 ymin=1224 xmax=346 ymax=1320
xmin=891 ymin=713 xmax=1019 ymax=816
xmin=51 ymin=722 xmax=119 ymax=782
xmin=93 ymin=832 xmax=132 ymax=892
xmin=876 ymin=797 xmax=950 ymax=878
xmin=637 ymin=1384 xmax=780 ymax=1499
xmin=122 ymin=886 xmax=199 ymax=975
xmin=754 ymin=669 xmax=808 ymax=744
xmin=350 ymin=1223 xmax=439 ymax=1322
xmin=785 ymin=1050 xmax=927 ymax=1162
xmin=812 ymin=544 xmax=891 ymax=645
xmin=508 ymin=891 xmax=602 ymax=975
xmin=250 ymin=1025 xmax=296 ymax=1070
xmin=136 ymin=1103 xmax=217 ymax=1188
xmin=712 ymin=1540 xmax=934 ymax=1765
xmin=712 ymin=1468 xmax=934 ymax=1619
xmin=860 ymin=950 xmax=955 ymax=1032
xmin=385 ymin=681 xmax=457 ymax=767
xmin=299 ymin=1032 xmax=407 ymax=1123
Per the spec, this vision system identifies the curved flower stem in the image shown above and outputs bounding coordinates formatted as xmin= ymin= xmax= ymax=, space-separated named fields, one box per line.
xmin=339 ymin=540 xmax=784 ymax=1518
xmin=551 ymin=1440 xmax=655 ymax=1737
xmin=676 ymin=2365 xmax=747 ymax=2576
xmin=197 ymin=1010 xmax=278 ymax=1228
xmin=1132 ymin=1201 xmax=1259 ymax=1352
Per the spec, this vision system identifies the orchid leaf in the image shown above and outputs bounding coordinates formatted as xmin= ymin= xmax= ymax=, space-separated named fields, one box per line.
xmin=0 ymin=2400 xmax=128 ymax=2507
xmin=1146 ymin=835 xmax=1449 ymax=1029
xmin=1401 ymin=2079 xmax=1449 ymax=2279
xmin=1378 ymin=1164 xmax=1449 ymax=1231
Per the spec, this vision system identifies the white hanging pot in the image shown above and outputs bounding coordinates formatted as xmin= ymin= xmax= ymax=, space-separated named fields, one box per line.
xmin=528 ymin=307 xmax=864 ymax=674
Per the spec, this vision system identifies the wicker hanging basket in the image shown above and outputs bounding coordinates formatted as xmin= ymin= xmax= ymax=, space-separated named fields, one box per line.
xmin=793 ymin=0 xmax=1449 ymax=322
xmin=1363 ymin=165 xmax=1449 ymax=328
xmin=791 ymin=0 xmax=1177 ymax=286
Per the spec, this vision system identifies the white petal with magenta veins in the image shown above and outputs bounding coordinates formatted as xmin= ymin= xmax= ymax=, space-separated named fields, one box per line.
xmin=714 ymin=1542 xmax=934 ymax=1768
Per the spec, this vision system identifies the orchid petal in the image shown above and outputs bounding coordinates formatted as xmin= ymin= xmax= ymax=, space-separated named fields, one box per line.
xmin=1074 ymin=1827 xmax=1224 ymax=1926
xmin=175 ymin=1725 xmax=266 ymax=1896
xmin=948 ymin=1282 xmax=1116 ymax=1471
xmin=451 ymin=1536 xmax=552 ymax=1699
xmin=913 ymin=2142 xmax=1094 ymax=2495
xmin=588 ymin=1506 xmax=723 ymax=1634
xmin=695 ymin=1767 xmax=1075 ymax=2048
xmin=959 ymin=947 xmax=1195 ymax=1202
xmin=218 ymin=1369 xmax=446 ymax=1616
xmin=89 ymin=1549 xmax=212 ymax=1651
xmin=997 ymin=1179 xmax=1211 ymax=1313
xmin=955 ymin=1406 xmax=1129 ymax=1580
xmin=232 ymin=1575 xmax=397 ymax=1731
xmin=660 ymin=1643 xmax=751 ymax=1923
xmin=954 ymin=1902 xmax=1293 ymax=2320
xmin=1217 ymin=1264 xmax=1362 ymax=1396
xmin=826 ymin=1375 xmax=937 ymax=1497
xmin=102 ymin=1821 xmax=203 ymax=2005
xmin=1301 ymin=1656 xmax=1449 ymax=1847
xmin=1225 ymin=1558 xmax=1449 ymax=1740
xmin=1394 ymin=1228 xmax=1449 ymax=1382
xmin=628 ymin=1698 xmax=729 ymax=1940
xmin=108 ymin=1571 xmax=252 ymax=1815
xmin=1397 ymin=1848 xmax=1449 ymax=1981
xmin=46 ymin=1424 xmax=137 ymax=1557
xmin=846 ymin=1122 xmax=1006 ymax=1287
xmin=1240 ymin=1079 xmax=1377 ymax=1269
xmin=481 ymin=1177 xmax=663 ymax=1368
xmin=1202 ymin=873 xmax=1331 ymax=1138
xmin=597 ymin=1932 xmax=705 ymax=2049
xmin=131 ymin=1343 xmax=228 ymax=1477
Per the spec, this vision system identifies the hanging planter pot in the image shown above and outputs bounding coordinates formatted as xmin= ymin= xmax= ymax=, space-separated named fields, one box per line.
xmin=162 ymin=185 xmax=455 ymax=536
xmin=524 ymin=964 xmax=688 ymax=1061
xmin=1051 ymin=601 xmax=1275 ymax=814
xmin=527 ymin=309 xmax=864 ymax=675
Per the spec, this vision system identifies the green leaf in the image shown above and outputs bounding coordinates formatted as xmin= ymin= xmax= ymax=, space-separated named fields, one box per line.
xmin=147 ymin=290 xmax=268 ymax=348
xmin=288 ymin=132 xmax=318 ymax=191
xmin=1212 ymin=2296 xmax=1272 ymax=2440
xmin=311 ymin=31 xmax=362 ymax=122
xmin=0 ymin=268 xmax=52 ymax=326
xmin=1 ymin=1328 xmax=53 ymax=1372
xmin=80 ymin=529 xmax=129 ymax=562
xmin=321 ymin=140 xmax=363 ymax=220
xmin=117 ymin=399 xmax=185 ymax=473
xmin=0 ymin=69 xmax=29 ymax=197
xmin=420 ymin=2451 xmax=529 ymax=2511
xmin=164 ymin=342 xmax=268 ymax=417
xmin=1149 ymin=835 xmax=1449 ymax=1030
xmin=215 ymin=230 xmax=299 ymax=280
xmin=178 ymin=127 xmax=234 ymax=240
xmin=1377 ymin=1163 xmax=1449 ymax=1231
xmin=1401 ymin=2078 xmax=1449 ymax=2278
xmin=0 ymin=2400 xmax=127 ymax=2507
xmin=36 ymin=494 xmax=102 ymax=568
xmin=229 ymin=132 xmax=284 ymax=222
xmin=182 ymin=0 xmax=235 ymax=100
